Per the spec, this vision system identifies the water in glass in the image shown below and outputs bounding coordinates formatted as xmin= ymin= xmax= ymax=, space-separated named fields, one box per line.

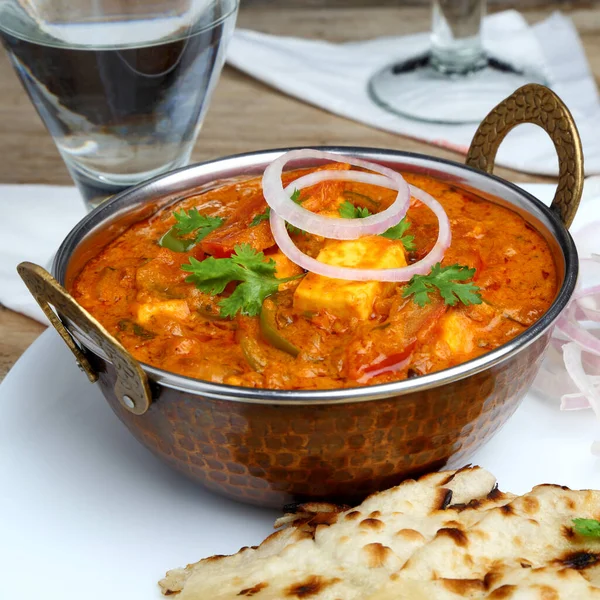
xmin=0 ymin=0 xmax=238 ymax=209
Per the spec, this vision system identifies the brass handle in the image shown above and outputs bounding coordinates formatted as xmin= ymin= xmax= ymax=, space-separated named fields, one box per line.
xmin=17 ymin=262 xmax=152 ymax=415
xmin=466 ymin=84 xmax=584 ymax=229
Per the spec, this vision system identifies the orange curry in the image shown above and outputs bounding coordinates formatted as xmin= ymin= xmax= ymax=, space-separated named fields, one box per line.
xmin=71 ymin=166 xmax=558 ymax=389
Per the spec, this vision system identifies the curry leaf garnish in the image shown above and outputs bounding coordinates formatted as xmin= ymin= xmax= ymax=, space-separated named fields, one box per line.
xmin=249 ymin=206 xmax=305 ymax=235
xmin=182 ymin=244 xmax=304 ymax=318
xmin=380 ymin=217 xmax=415 ymax=251
xmin=172 ymin=209 xmax=222 ymax=236
xmin=250 ymin=207 xmax=271 ymax=227
xmin=339 ymin=200 xmax=372 ymax=219
xmin=159 ymin=209 xmax=223 ymax=252
xmin=250 ymin=190 xmax=302 ymax=227
xmin=286 ymin=223 xmax=306 ymax=236
xmin=403 ymin=263 xmax=482 ymax=307
xmin=338 ymin=201 xmax=415 ymax=251
xmin=573 ymin=519 xmax=600 ymax=537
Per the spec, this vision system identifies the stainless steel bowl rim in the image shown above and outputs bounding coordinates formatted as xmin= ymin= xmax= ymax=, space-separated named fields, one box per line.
xmin=53 ymin=146 xmax=578 ymax=405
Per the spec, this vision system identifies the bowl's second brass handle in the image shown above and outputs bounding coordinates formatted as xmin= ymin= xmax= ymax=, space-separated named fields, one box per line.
xmin=17 ymin=262 xmax=152 ymax=416
xmin=466 ymin=84 xmax=584 ymax=229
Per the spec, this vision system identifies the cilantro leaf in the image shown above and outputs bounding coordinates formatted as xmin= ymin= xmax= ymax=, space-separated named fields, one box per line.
xmin=403 ymin=263 xmax=482 ymax=307
xmin=290 ymin=188 xmax=302 ymax=204
xmin=230 ymin=243 xmax=275 ymax=274
xmin=250 ymin=189 xmax=301 ymax=227
xmin=287 ymin=189 xmax=307 ymax=232
xmin=381 ymin=217 xmax=416 ymax=251
xmin=338 ymin=201 xmax=415 ymax=251
xmin=339 ymin=200 xmax=372 ymax=219
xmin=182 ymin=244 xmax=304 ymax=318
xmin=573 ymin=519 xmax=600 ymax=537
xmin=249 ymin=207 xmax=270 ymax=227
xmin=286 ymin=223 xmax=306 ymax=236
xmin=159 ymin=209 xmax=223 ymax=252
xmin=182 ymin=256 xmax=242 ymax=295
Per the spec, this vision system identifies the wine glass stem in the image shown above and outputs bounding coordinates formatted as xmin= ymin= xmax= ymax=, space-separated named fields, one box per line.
xmin=430 ymin=0 xmax=487 ymax=75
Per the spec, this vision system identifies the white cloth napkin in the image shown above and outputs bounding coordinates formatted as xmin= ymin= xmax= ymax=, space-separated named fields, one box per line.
xmin=0 ymin=185 xmax=85 ymax=323
xmin=0 ymin=180 xmax=599 ymax=325
xmin=227 ymin=10 xmax=600 ymax=176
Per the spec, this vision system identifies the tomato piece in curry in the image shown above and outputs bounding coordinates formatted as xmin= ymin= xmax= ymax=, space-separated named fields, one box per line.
xmin=71 ymin=167 xmax=558 ymax=390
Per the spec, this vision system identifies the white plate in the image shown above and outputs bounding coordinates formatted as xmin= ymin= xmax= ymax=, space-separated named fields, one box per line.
xmin=1 ymin=328 xmax=599 ymax=599
xmin=2 ymin=181 xmax=600 ymax=599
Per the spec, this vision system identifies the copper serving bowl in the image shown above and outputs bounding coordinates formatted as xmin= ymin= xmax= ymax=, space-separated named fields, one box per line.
xmin=19 ymin=84 xmax=583 ymax=508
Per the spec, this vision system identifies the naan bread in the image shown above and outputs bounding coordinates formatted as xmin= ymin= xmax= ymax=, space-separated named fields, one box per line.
xmin=159 ymin=466 xmax=508 ymax=599
xmin=159 ymin=469 xmax=600 ymax=599
xmin=394 ymin=484 xmax=600 ymax=595
xmin=368 ymin=566 xmax=600 ymax=600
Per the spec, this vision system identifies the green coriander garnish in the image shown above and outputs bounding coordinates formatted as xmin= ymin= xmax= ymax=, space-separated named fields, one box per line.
xmin=403 ymin=263 xmax=482 ymax=307
xmin=573 ymin=519 xmax=600 ymax=537
xmin=249 ymin=207 xmax=271 ymax=227
xmin=250 ymin=189 xmax=303 ymax=227
xmin=339 ymin=200 xmax=371 ymax=219
xmin=338 ymin=201 xmax=415 ymax=251
xmin=159 ymin=209 xmax=223 ymax=252
xmin=182 ymin=244 xmax=304 ymax=318
xmin=380 ymin=217 xmax=415 ymax=251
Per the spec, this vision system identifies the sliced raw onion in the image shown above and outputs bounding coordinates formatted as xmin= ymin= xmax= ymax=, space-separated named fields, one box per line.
xmin=513 ymin=217 xmax=600 ymax=453
xmin=262 ymin=149 xmax=411 ymax=239
xmin=556 ymin=286 xmax=600 ymax=356
xmin=270 ymin=184 xmax=451 ymax=282
xmin=563 ymin=343 xmax=600 ymax=421
xmin=561 ymin=392 xmax=597 ymax=411
xmin=576 ymin=285 xmax=600 ymax=322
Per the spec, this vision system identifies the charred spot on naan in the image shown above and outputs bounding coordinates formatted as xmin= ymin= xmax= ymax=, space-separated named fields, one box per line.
xmin=487 ymin=584 xmax=518 ymax=599
xmin=284 ymin=575 xmax=341 ymax=598
xmin=434 ymin=527 xmax=469 ymax=547
xmin=236 ymin=582 xmax=269 ymax=597
xmin=359 ymin=518 xmax=385 ymax=531
xmin=440 ymin=577 xmax=486 ymax=595
xmin=396 ymin=529 xmax=426 ymax=543
xmin=275 ymin=501 xmax=349 ymax=530
xmin=345 ymin=510 xmax=361 ymax=521
xmin=362 ymin=543 xmax=395 ymax=568
xmin=557 ymin=550 xmax=600 ymax=570
xmin=436 ymin=488 xmax=454 ymax=510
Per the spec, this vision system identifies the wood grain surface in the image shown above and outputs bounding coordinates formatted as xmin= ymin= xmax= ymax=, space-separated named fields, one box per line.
xmin=0 ymin=3 xmax=597 ymax=381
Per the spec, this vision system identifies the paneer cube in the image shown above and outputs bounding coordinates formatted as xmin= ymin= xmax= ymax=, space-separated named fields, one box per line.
xmin=439 ymin=311 xmax=475 ymax=355
xmin=137 ymin=299 xmax=190 ymax=324
xmin=293 ymin=236 xmax=407 ymax=320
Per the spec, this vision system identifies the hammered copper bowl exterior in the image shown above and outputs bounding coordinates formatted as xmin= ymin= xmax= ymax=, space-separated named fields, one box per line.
xmin=87 ymin=334 xmax=548 ymax=508
xmin=47 ymin=146 xmax=578 ymax=509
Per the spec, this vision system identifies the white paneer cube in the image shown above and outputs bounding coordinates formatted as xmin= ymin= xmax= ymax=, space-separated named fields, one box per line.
xmin=293 ymin=236 xmax=407 ymax=320
xmin=137 ymin=300 xmax=190 ymax=324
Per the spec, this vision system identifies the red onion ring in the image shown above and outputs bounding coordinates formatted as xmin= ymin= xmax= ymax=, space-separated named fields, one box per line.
xmin=262 ymin=149 xmax=411 ymax=239
xmin=528 ymin=220 xmax=600 ymax=453
xmin=269 ymin=184 xmax=451 ymax=282
xmin=561 ymin=392 xmax=600 ymax=411
xmin=556 ymin=285 xmax=600 ymax=356
xmin=563 ymin=343 xmax=600 ymax=421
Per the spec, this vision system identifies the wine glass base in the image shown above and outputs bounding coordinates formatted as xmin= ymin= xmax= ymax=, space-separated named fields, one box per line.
xmin=368 ymin=54 xmax=547 ymax=125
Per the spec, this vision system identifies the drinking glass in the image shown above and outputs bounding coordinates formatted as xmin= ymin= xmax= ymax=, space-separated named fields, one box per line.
xmin=0 ymin=0 xmax=239 ymax=210
xmin=369 ymin=0 xmax=545 ymax=124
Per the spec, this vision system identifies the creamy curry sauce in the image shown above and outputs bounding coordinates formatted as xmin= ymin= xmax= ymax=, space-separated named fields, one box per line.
xmin=71 ymin=168 xmax=558 ymax=389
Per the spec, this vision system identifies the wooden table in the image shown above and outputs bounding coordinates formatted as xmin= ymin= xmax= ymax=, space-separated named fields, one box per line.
xmin=1 ymin=4 xmax=598 ymax=381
